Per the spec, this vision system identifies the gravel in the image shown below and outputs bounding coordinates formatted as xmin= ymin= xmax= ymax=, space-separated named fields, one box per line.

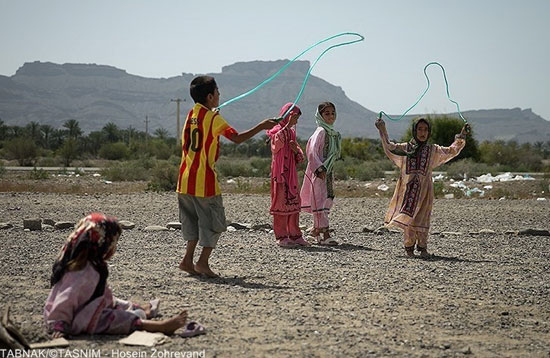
xmin=0 ymin=192 xmax=549 ymax=357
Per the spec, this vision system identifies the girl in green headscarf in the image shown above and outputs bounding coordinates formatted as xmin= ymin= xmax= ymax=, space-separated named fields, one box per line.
xmin=300 ymin=102 xmax=342 ymax=245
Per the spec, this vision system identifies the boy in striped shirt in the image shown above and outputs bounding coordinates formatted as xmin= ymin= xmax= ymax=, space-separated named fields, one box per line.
xmin=177 ymin=76 xmax=276 ymax=278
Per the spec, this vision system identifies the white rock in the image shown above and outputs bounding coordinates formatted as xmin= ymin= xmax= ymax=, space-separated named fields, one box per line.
xmin=55 ymin=221 xmax=75 ymax=230
xmin=166 ymin=222 xmax=182 ymax=229
xmin=144 ymin=225 xmax=168 ymax=231
xmin=119 ymin=220 xmax=136 ymax=230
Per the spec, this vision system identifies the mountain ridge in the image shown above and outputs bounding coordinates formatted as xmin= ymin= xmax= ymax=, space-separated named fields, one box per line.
xmin=1 ymin=61 xmax=549 ymax=143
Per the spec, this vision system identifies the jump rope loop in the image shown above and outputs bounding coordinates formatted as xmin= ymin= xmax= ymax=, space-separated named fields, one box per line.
xmin=378 ymin=62 xmax=469 ymax=132
xmin=216 ymin=32 xmax=365 ymax=121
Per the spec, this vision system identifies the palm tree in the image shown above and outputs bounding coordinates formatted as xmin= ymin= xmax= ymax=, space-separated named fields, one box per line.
xmin=49 ymin=129 xmax=66 ymax=150
xmin=26 ymin=121 xmax=43 ymax=145
xmin=40 ymin=124 xmax=54 ymax=149
xmin=122 ymin=126 xmax=138 ymax=145
xmin=9 ymin=126 xmax=23 ymax=138
xmin=83 ymin=131 xmax=104 ymax=157
xmin=0 ymin=120 xmax=8 ymax=141
xmin=154 ymin=127 xmax=170 ymax=141
xmin=63 ymin=119 xmax=82 ymax=139
xmin=102 ymin=122 xmax=121 ymax=143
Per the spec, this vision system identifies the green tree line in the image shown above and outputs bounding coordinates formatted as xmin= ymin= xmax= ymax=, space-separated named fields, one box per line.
xmin=1 ymin=116 xmax=549 ymax=187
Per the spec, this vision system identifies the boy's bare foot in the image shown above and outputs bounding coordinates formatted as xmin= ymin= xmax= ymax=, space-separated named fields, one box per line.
xmin=194 ymin=263 xmax=219 ymax=278
xmin=179 ymin=259 xmax=199 ymax=275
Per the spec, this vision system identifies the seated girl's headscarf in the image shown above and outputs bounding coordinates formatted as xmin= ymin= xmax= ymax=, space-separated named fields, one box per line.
xmin=266 ymin=103 xmax=302 ymax=196
xmin=390 ymin=117 xmax=431 ymax=157
xmin=315 ymin=102 xmax=341 ymax=173
xmin=50 ymin=213 xmax=122 ymax=302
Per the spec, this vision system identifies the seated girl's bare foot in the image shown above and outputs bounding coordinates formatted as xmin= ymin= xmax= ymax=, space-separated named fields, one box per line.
xmin=179 ymin=259 xmax=199 ymax=275
xmin=194 ymin=263 xmax=219 ymax=278
xmin=159 ymin=311 xmax=188 ymax=335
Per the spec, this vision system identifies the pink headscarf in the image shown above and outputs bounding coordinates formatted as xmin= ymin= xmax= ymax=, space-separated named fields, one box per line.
xmin=268 ymin=103 xmax=301 ymax=197
xmin=266 ymin=103 xmax=301 ymax=139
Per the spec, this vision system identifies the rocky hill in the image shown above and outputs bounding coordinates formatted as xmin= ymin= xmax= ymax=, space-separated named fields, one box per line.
xmin=1 ymin=61 xmax=549 ymax=143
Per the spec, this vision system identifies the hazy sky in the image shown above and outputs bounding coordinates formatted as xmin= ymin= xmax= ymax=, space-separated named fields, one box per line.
xmin=1 ymin=0 xmax=549 ymax=120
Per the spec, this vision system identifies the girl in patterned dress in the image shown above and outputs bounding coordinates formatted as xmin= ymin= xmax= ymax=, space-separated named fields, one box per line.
xmin=300 ymin=102 xmax=342 ymax=245
xmin=375 ymin=117 xmax=469 ymax=257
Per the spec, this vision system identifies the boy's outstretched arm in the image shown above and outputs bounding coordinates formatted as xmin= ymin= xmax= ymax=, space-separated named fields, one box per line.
xmin=227 ymin=119 xmax=278 ymax=144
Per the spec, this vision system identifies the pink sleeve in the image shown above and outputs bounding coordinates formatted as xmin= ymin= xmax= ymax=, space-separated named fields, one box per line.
xmin=306 ymin=129 xmax=326 ymax=172
xmin=379 ymin=128 xmax=405 ymax=167
xmin=432 ymin=137 xmax=466 ymax=168
xmin=271 ymin=128 xmax=288 ymax=154
xmin=45 ymin=265 xmax=99 ymax=331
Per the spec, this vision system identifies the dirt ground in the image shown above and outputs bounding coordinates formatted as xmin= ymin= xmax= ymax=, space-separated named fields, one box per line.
xmin=0 ymin=179 xmax=549 ymax=357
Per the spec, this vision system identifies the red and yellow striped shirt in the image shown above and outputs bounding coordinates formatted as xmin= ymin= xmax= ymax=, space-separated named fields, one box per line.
xmin=176 ymin=103 xmax=236 ymax=197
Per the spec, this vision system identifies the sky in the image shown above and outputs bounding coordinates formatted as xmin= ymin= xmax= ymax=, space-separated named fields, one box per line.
xmin=1 ymin=0 xmax=549 ymax=120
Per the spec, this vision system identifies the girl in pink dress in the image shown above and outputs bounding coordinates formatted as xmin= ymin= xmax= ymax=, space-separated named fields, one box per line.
xmin=375 ymin=117 xmax=470 ymax=257
xmin=267 ymin=103 xmax=310 ymax=247
xmin=300 ymin=102 xmax=342 ymax=245
xmin=44 ymin=213 xmax=188 ymax=337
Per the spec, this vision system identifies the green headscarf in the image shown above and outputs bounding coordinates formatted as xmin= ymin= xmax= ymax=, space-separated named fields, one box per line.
xmin=315 ymin=107 xmax=341 ymax=173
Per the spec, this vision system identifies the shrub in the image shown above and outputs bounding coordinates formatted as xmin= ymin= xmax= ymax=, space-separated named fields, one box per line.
xmin=99 ymin=142 xmax=129 ymax=160
xmin=250 ymin=157 xmax=271 ymax=177
xmin=214 ymin=156 xmax=274 ymax=178
xmin=445 ymin=158 xmax=495 ymax=180
xmin=333 ymin=158 xmax=387 ymax=181
xmin=433 ymin=181 xmax=445 ymax=198
xmin=38 ymin=156 xmax=59 ymax=167
xmin=58 ymin=138 xmax=79 ymax=167
xmin=102 ymin=161 xmax=150 ymax=181
xmin=147 ymin=160 xmax=179 ymax=191
xmin=147 ymin=139 xmax=172 ymax=160
xmin=28 ymin=167 xmax=49 ymax=180
xmin=478 ymin=140 xmax=543 ymax=171
xmin=3 ymin=137 xmax=38 ymax=166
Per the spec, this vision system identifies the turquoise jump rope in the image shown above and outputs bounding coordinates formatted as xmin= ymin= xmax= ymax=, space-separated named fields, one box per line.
xmin=378 ymin=62 xmax=468 ymax=124
xmin=216 ymin=32 xmax=365 ymax=121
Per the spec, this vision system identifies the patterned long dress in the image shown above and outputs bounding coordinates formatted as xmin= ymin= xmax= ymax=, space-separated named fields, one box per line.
xmin=379 ymin=129 xmax=465 ymax=234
